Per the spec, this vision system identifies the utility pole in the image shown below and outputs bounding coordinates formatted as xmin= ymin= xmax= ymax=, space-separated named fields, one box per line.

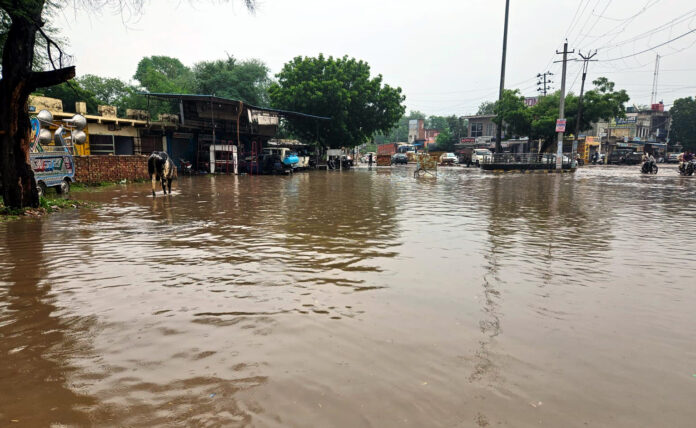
xmin=554 ymin=42 xmax=574 ymax=170
xmin=495 ymin=0 xmax=510 ymax=154
xmin=537 ymin=71 xmax=553 ymax=96
xmin=574 ymin=50 xmax=597 ymax=141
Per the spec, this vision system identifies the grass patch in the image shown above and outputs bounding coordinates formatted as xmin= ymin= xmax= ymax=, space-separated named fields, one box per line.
xmin=72 ymin=178 xmax=148 ymax=191
xmin=1 ymin=197 xmax=97 ymax=223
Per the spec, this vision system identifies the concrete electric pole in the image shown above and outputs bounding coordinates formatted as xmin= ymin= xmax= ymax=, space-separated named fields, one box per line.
xmin=537 ymin=71 xmax=553 ymax=96
xmin=574 ymin=50 xmax=597 ymax=142
xmin=495 ymin=0 xmax=510 ymax=154
xmin=554 ymin=42 xmax=574 ymax=170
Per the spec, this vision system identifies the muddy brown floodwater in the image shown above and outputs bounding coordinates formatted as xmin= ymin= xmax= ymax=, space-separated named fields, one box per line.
xmin=1 ymin=165 xmax=696 ymax=427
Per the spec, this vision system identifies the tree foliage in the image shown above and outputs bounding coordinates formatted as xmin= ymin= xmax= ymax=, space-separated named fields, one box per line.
xmin=483 ymin=78 xmax=629 ymax=151
xmin=35 ymin=81 xmax=100 ymax=114
xmin=493 ymin=89 xmax=531 ymax=138
xmin=477 ymin=101 xmax=495 ymax=115
xmin=134 ymin=55 xmax=194 ymax=94
xmin=1 ymin=0 xmax=256 ymax=209
xmin=434 ymin=127 xmax=455 ymax=151
xmin=669 ymin=96 xmax=696 ymax=151
xmin=269 ymin=54 xmax=405 ymax=148
xmin=193 ymin=56 xmax=270 ymax=106
xmin=374 ymin=110 xmax=426 ymax=144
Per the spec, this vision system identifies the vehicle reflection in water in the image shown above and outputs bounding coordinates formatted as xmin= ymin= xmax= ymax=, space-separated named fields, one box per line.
xmin=0 ymin=165 xmax=695 ymax=427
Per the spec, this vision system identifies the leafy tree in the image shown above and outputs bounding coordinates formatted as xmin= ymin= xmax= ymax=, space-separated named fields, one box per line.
xmin=78 ymin=74 xmax=131 ymax=105
xmin=669 ymin=97 xmax=696 ymax=151
xmin=78 ymin=74 xmax=147 ymax=115
xmin=133 ymin=55 xmax=194 ymax=94
xmin=269 ymin=54 xmax=405 ymax=148
xmin=427 ymin=115 xmax=448 ymax=131
xmin=35 ymin=80 xmax=100 ymax=114
xmin=434 ymin=127 xmax=455 ymax=151
xmin=446 ymin=115 xmax=467 ymax=141
xmin=477 ymin=101 xmax=496 ymax=115
xmin=493 ymin=89 xmax=531 ymax=138
xmin=528 ymin=77 xmax=629 ymax=152
xmin=193 ymin=56 xmax=270 ymax=106
xmin=374 ymin=110 xmax=426 ymax=144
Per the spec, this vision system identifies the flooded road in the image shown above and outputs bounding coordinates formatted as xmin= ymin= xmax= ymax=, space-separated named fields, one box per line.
xmin=1 ymin=165 xmax=696 ymax=427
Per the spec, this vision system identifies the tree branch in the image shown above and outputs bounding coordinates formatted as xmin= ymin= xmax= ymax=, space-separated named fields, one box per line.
xmin=28 ymin=66 xmax=76 ymax=91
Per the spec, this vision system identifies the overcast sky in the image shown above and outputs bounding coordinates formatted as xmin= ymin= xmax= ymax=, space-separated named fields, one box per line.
xmin=55 ymin=0 xmax=696 ymax=116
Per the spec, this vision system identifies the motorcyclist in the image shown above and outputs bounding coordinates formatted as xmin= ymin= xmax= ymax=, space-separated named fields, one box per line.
xmin=677 ymin=150 xmax=694 ymax=173
xmin=680 ymin=151 xmax=694 ymax=174
xmin=641 ymin=151 xmax=655 ymax=173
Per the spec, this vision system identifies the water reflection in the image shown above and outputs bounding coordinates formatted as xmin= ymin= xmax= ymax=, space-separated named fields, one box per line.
xmin=1 ymin=167 xmax=695 ymax=427
xmin=0 ymin=220 xmax=94 ymax=425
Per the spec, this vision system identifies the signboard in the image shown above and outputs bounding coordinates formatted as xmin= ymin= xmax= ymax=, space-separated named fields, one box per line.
xmin=555 ymin=119 xmax=567 ymax=133
xmin=460 ymin=137 xmax=476 ymax=144
xmin=524 ymin=97 xmax=538 ymax=107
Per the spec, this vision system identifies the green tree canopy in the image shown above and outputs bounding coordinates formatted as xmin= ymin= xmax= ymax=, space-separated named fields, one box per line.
xmin=133 ymin=55 xmax=194 ymax=94
xmin=76 ymin=74 xmax=146 ymax=114
xmin=489 ymin=78 xmax=629 ymax=151
xmin=477 ymin=101 xmax=496 ymax=115
xmin=269 ymin=54 xmax=405 ymax=148
xmin=493 ymin=89 xmax=531 ymax=138
xmin=374 ymin=110 xmax=426 ymax=144
xmin=434 ymin=127 xmax=455 ymax=151
xmin=35 ymin=80 xmax=100 ymax=114
xmin=192 ymin=56 xmax=270 ymax=106
xmin=669 ymin=97 xmax=696 ymax=151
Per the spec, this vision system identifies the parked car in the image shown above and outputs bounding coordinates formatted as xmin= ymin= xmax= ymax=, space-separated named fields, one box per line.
xmin=666 ymin=153 xmax=680 ymax=163
xmin=439 ymin=152 xmax=458 ymax=165
xmin=391 ymin=153 xmax=408 ymax=165
xmin=472 ymin=149 xmax=492 ymax=166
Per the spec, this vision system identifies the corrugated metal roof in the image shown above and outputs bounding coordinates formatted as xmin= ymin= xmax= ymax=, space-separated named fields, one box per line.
xmin=141 ymin=92 xmax=331 ymax=121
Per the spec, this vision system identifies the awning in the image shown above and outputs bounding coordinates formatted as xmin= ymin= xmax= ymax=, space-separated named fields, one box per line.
xmin=141 ymin=92 xmax=331 ymax=121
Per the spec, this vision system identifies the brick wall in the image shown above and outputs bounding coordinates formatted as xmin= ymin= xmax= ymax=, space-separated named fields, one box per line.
xmin=74 ymin=155 xmax=149 ymax=184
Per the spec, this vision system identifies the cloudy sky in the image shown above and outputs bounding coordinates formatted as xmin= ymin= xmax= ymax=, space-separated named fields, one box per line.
xmin=55 ymin=0 xmax=696 ymax=116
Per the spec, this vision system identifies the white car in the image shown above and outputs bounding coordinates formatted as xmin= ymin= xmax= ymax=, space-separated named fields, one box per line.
xmin=472 ymin=149 xmax=492 ymax=166
xmin=439 ymin=152 xmax=458 ymax=165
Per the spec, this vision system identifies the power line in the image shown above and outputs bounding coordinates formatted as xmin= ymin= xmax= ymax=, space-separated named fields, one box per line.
xmin=600 ymin=27 xmax=696 ymax=61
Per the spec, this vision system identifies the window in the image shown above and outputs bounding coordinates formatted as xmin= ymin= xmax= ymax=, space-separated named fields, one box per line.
xmin=486 ymin=123 xmax=494 ymax=136
xmin=471 ymin=122 xmax=483 ymax=138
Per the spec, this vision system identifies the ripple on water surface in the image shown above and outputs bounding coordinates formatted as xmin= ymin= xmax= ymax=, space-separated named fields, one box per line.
xmin=1 ymin=165 xmax=695 ymax=427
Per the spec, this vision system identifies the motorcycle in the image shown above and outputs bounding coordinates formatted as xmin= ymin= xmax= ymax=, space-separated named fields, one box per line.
xmin=679 ymin=160 xmax=695 ymax=176
xmin=640 ymin=161 xmax=658 ymax=174
xmin=179 ymin=158 xmax=194 ymax=175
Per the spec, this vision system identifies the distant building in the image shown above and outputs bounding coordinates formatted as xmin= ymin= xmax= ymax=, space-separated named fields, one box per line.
xmin=524 ymin=97 xmax=538 ymax=107
xmin=28 ymin=95 xmax=149 ymax=156
xmin=408 ymin=119 xmax=425 ymax=144
xmin=424 ymin=129 xmax=440 ymax=147
xmin=461 ymin=114 xmax=503 ymax=143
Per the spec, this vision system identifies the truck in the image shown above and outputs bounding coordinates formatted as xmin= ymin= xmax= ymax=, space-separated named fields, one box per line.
xmin=29 ymin=111 xmax=83 ymax=197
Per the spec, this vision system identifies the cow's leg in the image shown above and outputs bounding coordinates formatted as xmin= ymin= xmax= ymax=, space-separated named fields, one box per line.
xmin=151 ymin=174 xmax=157 ymax=197
xmin=161 ymin=177 xmax=166 ymax=195
xmin=167 ymin=178 xmax=172 ymax=194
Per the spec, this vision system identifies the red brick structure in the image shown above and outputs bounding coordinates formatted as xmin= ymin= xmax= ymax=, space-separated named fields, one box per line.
xmin=74 ymin=155 xmax=149 ymax=184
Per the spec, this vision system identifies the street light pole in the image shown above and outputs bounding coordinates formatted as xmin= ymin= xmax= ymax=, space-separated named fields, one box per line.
xmin=495 ymin=0 xmax=510 ymax=154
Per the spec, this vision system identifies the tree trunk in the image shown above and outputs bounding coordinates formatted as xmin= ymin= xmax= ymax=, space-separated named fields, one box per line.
xmin=0 ymin=2 xmax=74 ymax=209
